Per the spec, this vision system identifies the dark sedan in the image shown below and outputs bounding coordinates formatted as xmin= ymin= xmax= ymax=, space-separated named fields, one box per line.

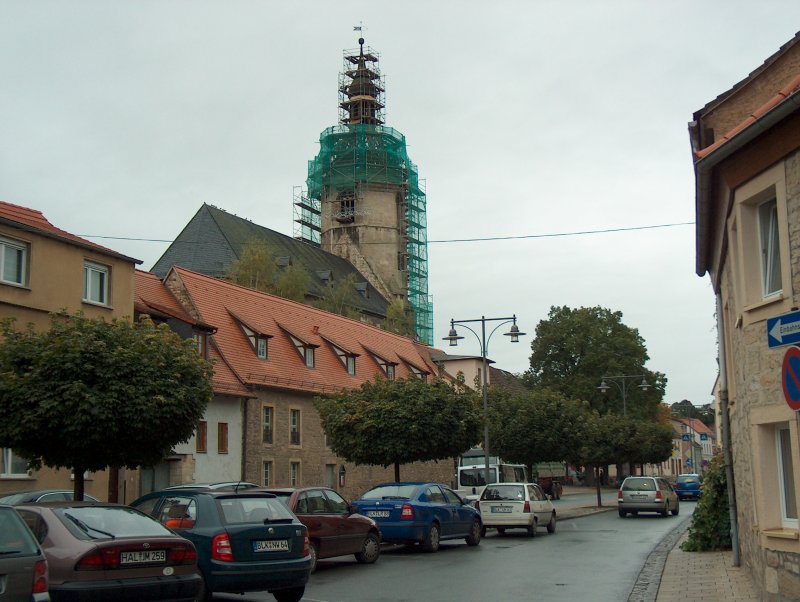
xmin=15 ymin=502 xmax=200 ymax=602
xmin=351 ymin=482 xmax=482 ymax=553
xmin=0 ymin=490 xmax=100 ymax=504
xmin=264 ymin=486 xmax=380 ymax=572
xmin=131 ymin=489 xmax=310 ymax=602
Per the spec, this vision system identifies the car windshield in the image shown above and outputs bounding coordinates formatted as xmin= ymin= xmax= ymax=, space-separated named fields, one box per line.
xmin=622 ymin=478 xmax=656 ymax=492
xmin=0 ymin=493 xmax=28 ymax=504
xmin=0 ymin=508 xmax=40 ymax=556
xmin=217 ymin=496 xmax=296 ymax=524
xmin=55 ymin=506 xmax=172 ymax=540
xmin=360 ymin=485 xmax=419 ymax=500
xmin=677 ymin=476 xmax=700 ymax=484
xmin=459 ymin=469 xmax=497 ymax=487
xmin=481 ymin=485 xmax=524 ymax=501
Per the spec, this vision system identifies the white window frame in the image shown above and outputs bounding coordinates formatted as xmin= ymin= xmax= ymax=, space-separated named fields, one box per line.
xmin=758 ymin=197 xmax=781 ymax=298
xmin=83 ymin=261 xmax=110 ymax=305
xmin=263 ymin=460 xmax=272 ymax=486
xmin=1 ymin=448 xmax=30 ymax=477
xmin=346 ymin=355 xmax=356 ymax=376
xmin=776 ymin=426 xmax=798 ymax=529
xmin=262 ymin=406 xmax=274 ymax=444
xmin=290 ymin=461 xmax=300 ymax=487
xmin=256 ymin=337 xmax=268 ymax=360
xmin=290 ymin=409 xmax=301 ymax=446
xmin=0 ymin=236 xmax=27 ymax=286
xmin=305 ymin=347 xmax=315 ymax=368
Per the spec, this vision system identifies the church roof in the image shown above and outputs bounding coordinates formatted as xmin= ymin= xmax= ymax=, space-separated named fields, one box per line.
xmin=150 ymin=203 xmax=389 ymax=318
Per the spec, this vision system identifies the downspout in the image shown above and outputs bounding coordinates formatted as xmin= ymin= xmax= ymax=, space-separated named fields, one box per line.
xmin=716 ymin=293 xmax=740 ymax=566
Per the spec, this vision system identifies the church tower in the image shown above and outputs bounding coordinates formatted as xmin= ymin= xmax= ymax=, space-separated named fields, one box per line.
xmin=294 ymin=38 xmax=433 ymax=345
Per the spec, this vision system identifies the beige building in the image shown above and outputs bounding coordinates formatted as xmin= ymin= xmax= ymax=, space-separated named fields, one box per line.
xmin=0 ymin=200 xmax=140 ymax=501
xmin=692 ymin=32 xmax=800 ymax=599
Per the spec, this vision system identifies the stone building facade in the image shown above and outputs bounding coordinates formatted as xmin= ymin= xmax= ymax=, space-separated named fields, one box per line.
xmin=692 ymin=32 xmax=800 ymax=600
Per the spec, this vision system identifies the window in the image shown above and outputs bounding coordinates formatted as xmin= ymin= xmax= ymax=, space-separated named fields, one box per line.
xmin=305 ymin=347 xmax=315 ymax=368
xmin=218 ymin=423 xmax=228 ymax=454
xmin=0 ymin=236 xmax=27 ymax=286
xmin=83 ymin=261 xmax=109 ymax=305
xmin=256 ymin=337 xmax=268 ymax=360
xmin=346 ymin=355 xmax=356 ymax=376
xmin=324 ymin=489 xmax=349 ymax=513
xmin=777 ymin=426 xmax=798 ymax=528
xmin=386 ymin=364 xmax=395 ymax=380
xmin=262 ymin=406 xmax=274 ymax=444
xmin=324 ymin=337 xmax=357 ymax=375
xmin=290 ymin=462 xmax=300 ymax=487
xmin=290 ymin=410 xmax=301 ymax=445
xmin=263 ymin=461 xmax=272 ymax=486
xmin=759 ymin=198 xmax=781 ymax=297
xmin=287 ymin=333 xmax=317 ymax=369
xmin=196 ymin=421 xmax=207 ymax=453
xmin=325 ymin=464 xmax=336 ymax=488
xmin=1 ymin=448 xmax=29 ymax=477
xmin=193 ymin=333 xmax=206 ymax=357
xmin=369 ymin=351 xmax=397 ymax=380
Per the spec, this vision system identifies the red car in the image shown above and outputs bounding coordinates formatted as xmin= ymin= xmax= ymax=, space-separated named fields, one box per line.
xmin=264 ymin=487 xmax=380 ymax=572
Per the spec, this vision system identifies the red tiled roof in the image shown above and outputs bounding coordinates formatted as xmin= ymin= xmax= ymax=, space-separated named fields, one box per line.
xmin=170 ymin=266 xmax=441 ymax=394
xmin=0 ymin=200 xmax=140 ymax=263
xmin=695 ymin=74 xmax=800 ymax=160
xmin=679 ymin=417 xmax=714 ymax=438
xmin=134 ymin=271 xmax=213 ymax=329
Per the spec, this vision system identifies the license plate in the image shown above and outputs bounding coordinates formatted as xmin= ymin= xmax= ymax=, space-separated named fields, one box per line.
xmin=253 ymin=539 xmax=289 ymax=552
xmin=630 ymin=495 xmax=646 ymax=500
xmin=367 ymin=510 xmax=390 ymax=518
xmin=491 ymin=507 xmax=512 ymax=513
xmin=119 ymin=550 xmax=166 ymax=564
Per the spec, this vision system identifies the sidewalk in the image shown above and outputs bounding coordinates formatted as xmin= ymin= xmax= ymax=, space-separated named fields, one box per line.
xmin=655 ymin=530 xmax=759 ymax=602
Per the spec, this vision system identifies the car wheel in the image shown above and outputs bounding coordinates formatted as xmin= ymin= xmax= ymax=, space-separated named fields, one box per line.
xmin=272 ymin=587 xmax=305 ymax=602
xmin=672 ymin=503 xmax=680 ymax=516
xmin=421 ymin=523 xmax=440 ymax=553
xmin=618 ymin=509 xmax=626 ymax=518
xmin=527 ymin=519 xmax=537 ymax=537
xmin=660 ymin=503 xmax=669 ymax=517
xmin=546 ymin=513 xmax=556 ymax=534
xmin=355 ymin=532 xmax=380 ymax=564
xmin=466 ymin=519 xmax=481 ymax=546
xmin=480 ymin=524 xmax=487 ymax=538
xmin=308 ymin=541 xmax=318 ymax=573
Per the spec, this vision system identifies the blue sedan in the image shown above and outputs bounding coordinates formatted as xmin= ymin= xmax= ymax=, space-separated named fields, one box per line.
xmin=351 ymin=482 xmax=482 ymax=552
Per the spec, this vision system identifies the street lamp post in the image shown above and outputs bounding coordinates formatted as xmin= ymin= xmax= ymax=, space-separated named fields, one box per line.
xmin=597 ymin=374 xmax=650 ymax=417
xmin=443 ymin=315 xmax=525 ymax=488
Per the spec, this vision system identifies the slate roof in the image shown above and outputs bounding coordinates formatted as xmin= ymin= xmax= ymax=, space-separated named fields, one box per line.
xmin=168 ymin=266 xmax=441 ymax=395
xmin=150 ymin=204 xmax=389 ymax=318
xmin=0 ymin=200 xmax=140 ymax=264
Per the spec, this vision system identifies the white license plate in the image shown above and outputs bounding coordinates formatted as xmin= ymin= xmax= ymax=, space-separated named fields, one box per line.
xmin=367 ymin=511 xmax=390 ymax=518
xmin=491 ymin=507 xmax=513 ymax=513
xmin=253 ymin=539 xmax=289 ymax=552
xmin=119 ymin=550 xmax=166 ymax=564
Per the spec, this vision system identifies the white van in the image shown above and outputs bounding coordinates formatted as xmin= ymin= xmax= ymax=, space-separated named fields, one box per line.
xmin=456 ymin=462 xmax=529 ymax=502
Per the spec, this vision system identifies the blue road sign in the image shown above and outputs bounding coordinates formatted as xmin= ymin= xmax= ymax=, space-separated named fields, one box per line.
xmin=700 ymin=433 xmax=708 ymax=441
xmin=686 ymin=458 xmax=693 ymax=467
xmin=782 ymin=347 xmax=800 ymax=411
xmin=682 ymin=433 xmax=691 ymax=441
xmin=768 ymin=310 xmax=800 ymax=348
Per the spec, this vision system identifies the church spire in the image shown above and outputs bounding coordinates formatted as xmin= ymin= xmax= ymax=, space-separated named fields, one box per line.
xmin=339 ymin=37 xmax=385 ymax=126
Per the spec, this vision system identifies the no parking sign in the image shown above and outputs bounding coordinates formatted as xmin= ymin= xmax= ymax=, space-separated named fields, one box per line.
xmin=781 ymin=346 xmax=800 ymax=411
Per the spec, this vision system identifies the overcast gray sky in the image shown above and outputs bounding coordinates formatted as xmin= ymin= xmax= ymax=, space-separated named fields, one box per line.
xmin=3 ymin=1 xmax=798 ymax=406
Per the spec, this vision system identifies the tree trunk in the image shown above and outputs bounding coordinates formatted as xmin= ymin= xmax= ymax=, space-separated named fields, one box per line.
xmin=107 ymin=467 xmax=119 ymax=503
xmin=394 ymin=462 xmax=400 ymax=482
xmin=74 ymin=466 xmax=85 ymax=501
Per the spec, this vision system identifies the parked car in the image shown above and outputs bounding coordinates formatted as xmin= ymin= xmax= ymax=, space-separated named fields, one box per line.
xmin=263 ymin=486 xmax=380 ymax=572
xmin=164 ymin=482 xmax=259 ymax=491
xmin=617 ymin=476 xmax=680 ymax=518
xmin=351 ymin=482 xmax=482 ymax=553
xmin=131 ymin=489 xmax=310 ymax=602
xmin=674 ymin=473 xmax=702 ymax=500
xmin=15 ymin=502 xmax=198 ymax=602
xmin=0 ymin=490 xmax=100 ymax=504
xmin=476 ymin=482 xmax=556 ymax=537
xmin=0 ymin=504 xmax=49 ymax=602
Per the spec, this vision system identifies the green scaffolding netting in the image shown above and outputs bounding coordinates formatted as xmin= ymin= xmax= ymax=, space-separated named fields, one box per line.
xmin=301 ymin=124 xmax=433 ymax=345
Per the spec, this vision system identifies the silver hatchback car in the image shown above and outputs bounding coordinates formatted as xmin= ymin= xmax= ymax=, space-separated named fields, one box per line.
xmin=617 ymin=476 xmax=679 ymax=518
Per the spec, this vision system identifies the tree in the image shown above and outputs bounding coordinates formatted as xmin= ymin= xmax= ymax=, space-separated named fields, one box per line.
xmin=315 ymin=376 xmax=481 ymax=481
xmin=384 ymin=298 xmax=416 ymax=338
xmin=0 ymin=313 xmax=214 ymax=499
xmin=489 ymin=388 xmax=588 ymax=472
xmin=275 ymin=263 xmax=310 ymax=302
xmin=227 ymin=238 xmax=277 ymax=293
xmin=314 ymin=273 xmax=361 ymax=320
xmin=524 ymin=305 xmax=666 ymax=420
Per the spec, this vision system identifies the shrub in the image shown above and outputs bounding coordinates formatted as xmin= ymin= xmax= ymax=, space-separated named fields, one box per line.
xmin=681 ymin=453 xmax=731 ymax=551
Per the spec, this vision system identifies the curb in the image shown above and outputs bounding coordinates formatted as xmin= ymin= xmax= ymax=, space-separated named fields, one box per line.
xmin=627 ymin=516 xmax=692 ymax=602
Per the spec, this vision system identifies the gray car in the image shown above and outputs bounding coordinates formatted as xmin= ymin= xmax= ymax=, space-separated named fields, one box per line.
xmin=617 ymin=476 xmax=679 ymax=518
xmin=0 ymin=505 xmax=49 ymax=601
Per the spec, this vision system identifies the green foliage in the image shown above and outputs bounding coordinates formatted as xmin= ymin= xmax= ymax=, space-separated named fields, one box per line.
xmin=275 ymin=263 xmax=310 ymax=302
xmin=315 ymin=376 xmax=481 ymax=480
xmin=0 ymin=313 xmax=213 ymax=486
xmin=681 ymin=454 xmax=731 ymax=551
xmin=384 ymin=298 xmax=416 ymax=338
xmin=523 ymin=305 xmax=666 ymax=419
xmin=314 ymin=273 xmax=361 ymax=319
xmin=227 ymin=238 xmax=277 ymax=293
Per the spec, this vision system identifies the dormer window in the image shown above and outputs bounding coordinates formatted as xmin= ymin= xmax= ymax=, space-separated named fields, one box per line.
xmin=408 ymin=364 xmax=427 ymax=382
xmin=193 ymin=332 xmax=207 ymax=358
xmin=279 ymin=323 xmax=319 ymax=370
xmin=320 ymin=334 xmax=359 ymax=376
xmin=229 ymin=310 xmax=272 ymax=361
xmin=256 ymin=336 xmax=268 ymax=359
xmin=367 ymin=348 xmax=397 ymax=381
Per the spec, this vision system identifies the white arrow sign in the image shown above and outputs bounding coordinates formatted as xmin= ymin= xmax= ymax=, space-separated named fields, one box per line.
xmin=769 ymin=318 xmax=800 ymax=344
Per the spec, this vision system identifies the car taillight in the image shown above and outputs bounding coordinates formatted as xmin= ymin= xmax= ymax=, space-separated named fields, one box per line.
xmin=655 ymin=490 xmax=663 ymax=501
xmin=523 ymin=501 xmax=530 ymax=513
xmin=171 ymin=545 xmax=198 ymax=565
xmin=76 ymin=548 xmax=120 ymax=570
xmin=212 ymin=533 xmax=234 ymax=562
xmin=31 ymin=559 xmax=47 ymax=594
xmin=303 ymin=534 xmax=310 ymax=557
xmin=400 ymin=504 xmax=414 ymax=520
xmin=617 ymin=490 xmax=624 ymax=501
